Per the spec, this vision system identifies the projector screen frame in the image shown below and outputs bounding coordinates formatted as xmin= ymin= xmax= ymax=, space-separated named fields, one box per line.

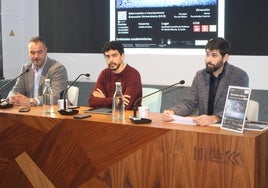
xmin=110 ymin=0 xmax=225 ymax=55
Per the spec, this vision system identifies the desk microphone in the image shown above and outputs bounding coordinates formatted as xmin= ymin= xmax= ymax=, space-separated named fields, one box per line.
xmin=58 ymin=73 xmax=90 ymax=115
xmin=0 ymin=68 xmax=30 ymax=109
xmin=129 ymin=80 xmax=185 ymax=124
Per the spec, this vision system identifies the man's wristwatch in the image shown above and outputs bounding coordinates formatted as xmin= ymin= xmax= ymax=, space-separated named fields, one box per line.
xmin=29 ymin=98 xmax=36 ymax=106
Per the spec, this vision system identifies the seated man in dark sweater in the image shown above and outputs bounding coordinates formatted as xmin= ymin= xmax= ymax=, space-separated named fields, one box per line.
xmin=88 ymin=41 xmax=142 ymax=110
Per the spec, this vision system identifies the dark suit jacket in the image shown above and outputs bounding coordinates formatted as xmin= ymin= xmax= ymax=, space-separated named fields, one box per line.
xmin=171 ymin=63 xmax=249 ymax=119
xmin=8 ymin=57 xmax=68 ymax=105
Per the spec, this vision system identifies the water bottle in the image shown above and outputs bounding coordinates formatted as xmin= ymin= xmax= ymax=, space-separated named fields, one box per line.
xmin=112 ymin=82 xmax=125 ymax=120
xmin=43 ymin=79 xmax=54 ymax=114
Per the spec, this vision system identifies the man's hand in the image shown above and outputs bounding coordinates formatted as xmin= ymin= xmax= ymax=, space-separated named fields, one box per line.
xmin=162 ymin=110 xmax=175 ymax=122
xmin=92 ymin=88 xmax=106 ymax=98
xmin=123 ymin=95 xmax=131 ymax=106
xmin=10 ymin=93 xmax=30 ymax=106
xmin=193 ymin=115 xmax=219 ymax=126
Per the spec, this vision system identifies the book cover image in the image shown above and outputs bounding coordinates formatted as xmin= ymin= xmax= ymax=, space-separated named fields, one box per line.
xmin=244 ymin=121 xmax=268 ymax=131
xmin=221 ymin=86 xmax=251 ymax=133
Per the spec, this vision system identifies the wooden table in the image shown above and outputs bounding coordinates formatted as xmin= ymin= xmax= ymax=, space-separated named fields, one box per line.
xmin=0 ymin=106 xmax=267 ymax=188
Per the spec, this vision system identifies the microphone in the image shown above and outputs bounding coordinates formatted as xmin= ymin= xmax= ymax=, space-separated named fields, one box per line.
xmin=129 ymin=80 xmax=185 ymax=124
xmin=0 ymin=68 xmax=30 ymax=109
xmin=58 ymin=73 xmax=90 ymax=115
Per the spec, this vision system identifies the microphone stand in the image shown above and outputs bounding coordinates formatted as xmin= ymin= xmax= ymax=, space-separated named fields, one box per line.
xmin=0 ymin=68 xmax=30 ymax=109
xmin=129 ymin=80 xmax=185 ymax=124
xmin=58 ymin=73 xmax=90 ymax=115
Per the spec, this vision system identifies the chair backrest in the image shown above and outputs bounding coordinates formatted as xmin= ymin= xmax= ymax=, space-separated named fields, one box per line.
xmin=246 ymin=100 xmax=259 ymax=121
xmin=141 ymin=87 xmax=162 ymax=113
xmin=68 ymin=86 xmax=79 ymax=106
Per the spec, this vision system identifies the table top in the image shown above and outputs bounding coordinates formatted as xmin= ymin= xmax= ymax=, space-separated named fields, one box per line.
xmin=0 ymin=105 xmax=266 ymax=137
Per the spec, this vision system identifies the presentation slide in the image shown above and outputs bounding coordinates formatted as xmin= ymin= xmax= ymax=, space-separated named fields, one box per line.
xmin=111 ymin=0 xmax=224 ymax=54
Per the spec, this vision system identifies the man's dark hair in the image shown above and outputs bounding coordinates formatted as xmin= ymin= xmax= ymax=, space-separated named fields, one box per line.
xmin=205 ymin=37 xmax=231 ymax=56
xmin=29 ymin=36 xmax=47 ymax=48
xmin=102 ymin=41 xmax=124 ymax=55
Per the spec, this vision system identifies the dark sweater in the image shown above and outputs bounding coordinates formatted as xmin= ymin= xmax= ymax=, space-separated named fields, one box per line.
xmin=88 ymin=64 xmax=142 ymax=110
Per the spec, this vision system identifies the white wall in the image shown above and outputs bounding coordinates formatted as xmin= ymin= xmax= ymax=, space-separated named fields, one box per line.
xmin=47 ymin=53 xmax=268 ymax=90
xmin=1 ymin=0 xmax=38 ymax=78
xmin=2 ymin=0 xmax=268 ymax=90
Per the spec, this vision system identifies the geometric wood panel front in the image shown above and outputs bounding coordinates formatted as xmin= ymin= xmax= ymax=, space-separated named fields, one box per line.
xmin=0 ymin=107 xmax=267 ymax=188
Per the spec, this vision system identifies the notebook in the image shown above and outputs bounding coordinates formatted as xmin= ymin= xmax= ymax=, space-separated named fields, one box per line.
xmin=85 ymin=107 xmax=112 ymax=115
xmin=221 ymin=86 xmax=251 ymax=133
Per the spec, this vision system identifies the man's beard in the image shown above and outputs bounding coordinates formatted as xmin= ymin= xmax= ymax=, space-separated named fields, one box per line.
xmin=32 ymin=58 xmax=42 ymax=68
xmin=109 ymin=62 xmax=121 ymax=71
xmin=206 ymin=61 xmax=223 ymax=73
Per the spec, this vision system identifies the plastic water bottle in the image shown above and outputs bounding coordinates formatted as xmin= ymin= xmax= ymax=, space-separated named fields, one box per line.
xmin=112 ymin=82 xmax=125 ymax=120
xmin=43 ymin=79 xmax=54 ymax=114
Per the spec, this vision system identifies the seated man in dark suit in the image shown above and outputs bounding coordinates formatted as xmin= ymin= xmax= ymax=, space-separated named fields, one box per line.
xmin=162 ymin=37 xmax=249 ymax=126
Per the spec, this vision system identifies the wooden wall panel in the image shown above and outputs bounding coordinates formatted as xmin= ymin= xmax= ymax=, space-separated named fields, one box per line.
xmin=95 ymin=130 xmax=259 ymax=188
